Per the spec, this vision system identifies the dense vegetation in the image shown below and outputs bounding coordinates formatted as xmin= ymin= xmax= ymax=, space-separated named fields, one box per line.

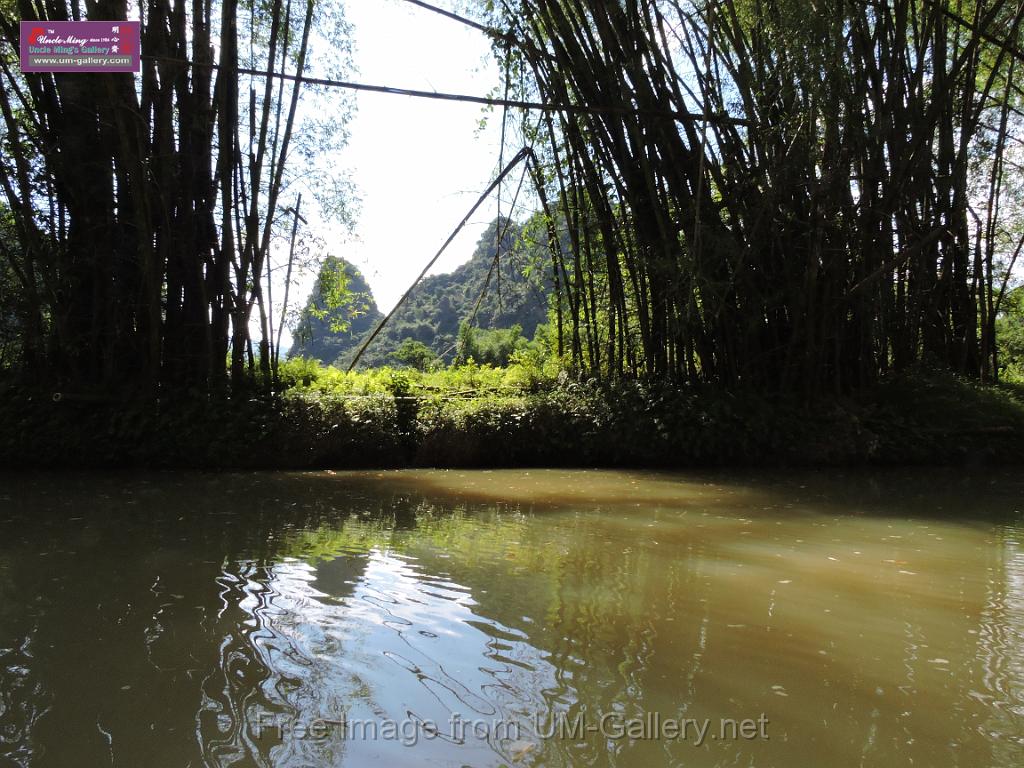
xmin=3 ymin=356 xmax=1023 ymax=467
xmin=289 ymin=218 xmax=550 ymax=368
xmin=474 ymin=0 xmax=1024 ymax=392
xmin=288 ymin=256 xmax=384 ymax=368
xmin=1 ymin=1 xmax=1024 ymax=468
xmin=0 ymin=0 xmax=353 ymax=393
xmin=997 ymin=286 xmax=1024 ymax=380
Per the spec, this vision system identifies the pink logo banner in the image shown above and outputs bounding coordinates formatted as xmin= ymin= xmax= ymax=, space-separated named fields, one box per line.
xmin=20 ymin=21 xmax=140 ymax=73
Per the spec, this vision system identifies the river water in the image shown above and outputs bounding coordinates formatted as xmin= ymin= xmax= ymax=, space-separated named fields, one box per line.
xmin=0 ymin=469 xmax=1021 ymax=767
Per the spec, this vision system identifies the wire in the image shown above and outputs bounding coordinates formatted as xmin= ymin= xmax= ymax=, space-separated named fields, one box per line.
xmin=137 ymin=54 xmax=752 ymax=126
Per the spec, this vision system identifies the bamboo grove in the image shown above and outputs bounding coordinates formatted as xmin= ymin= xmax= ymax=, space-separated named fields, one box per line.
xmin=0 ymin=0 xmax=350 ymax=393
xmin=482 ymin=0 xmax=1024 ymax=392
xmin=1 ymin=0 xmax=1023 ymax=398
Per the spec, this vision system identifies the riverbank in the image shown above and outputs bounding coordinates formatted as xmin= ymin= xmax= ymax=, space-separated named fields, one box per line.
xmin=2 ymin=371 xmax=1022 ymax=469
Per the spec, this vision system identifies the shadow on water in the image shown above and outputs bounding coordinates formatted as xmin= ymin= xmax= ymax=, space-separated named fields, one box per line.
xmin=0 ymin=469 xmax=1022 ymax=767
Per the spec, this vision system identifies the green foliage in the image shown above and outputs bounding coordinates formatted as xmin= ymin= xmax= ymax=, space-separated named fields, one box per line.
xmin=997 ymin=286 xmax=1024 ymax=382
xmin=309 ymin=259 xmax=355 ymax=333
xmin=277 ymin=355 xmax=322 ymax=388
xmin=279 ymin=358 xmax=537 ymax=398
xmin=0 ymin=208 xmax=22 ymax=370
xmin=391 ymin=339 xmax=438 ymax=371
xmin=454 ymin=323 xmax=527 ymax=366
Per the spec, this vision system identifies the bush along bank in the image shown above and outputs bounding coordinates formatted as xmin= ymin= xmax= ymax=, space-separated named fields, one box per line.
xmin=1 ymin=370 xmax=1023 ymax=470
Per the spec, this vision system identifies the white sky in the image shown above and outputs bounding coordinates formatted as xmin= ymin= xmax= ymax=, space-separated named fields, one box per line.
xmin=272 ymin=0 xmax=516 ymax=354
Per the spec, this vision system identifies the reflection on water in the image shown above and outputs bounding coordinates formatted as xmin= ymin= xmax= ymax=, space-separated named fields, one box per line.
xmin=0 ymin=469 xmax=1022 ymax=767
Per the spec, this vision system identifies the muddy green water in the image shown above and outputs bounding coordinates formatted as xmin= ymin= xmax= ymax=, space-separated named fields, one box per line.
xmin=0 ymin=470 xmax=1022 ymax=767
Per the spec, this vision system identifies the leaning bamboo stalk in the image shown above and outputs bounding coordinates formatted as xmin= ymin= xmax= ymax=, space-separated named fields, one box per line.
xmin=347 ymin=148 xmax=532 ymax=371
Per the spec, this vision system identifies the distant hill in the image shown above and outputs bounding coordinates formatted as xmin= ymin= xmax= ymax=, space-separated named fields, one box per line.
xmin=289 ymin=256 xmax=384 ymax=366
xmin=290 ymin=218 xmax=552 ymax=368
